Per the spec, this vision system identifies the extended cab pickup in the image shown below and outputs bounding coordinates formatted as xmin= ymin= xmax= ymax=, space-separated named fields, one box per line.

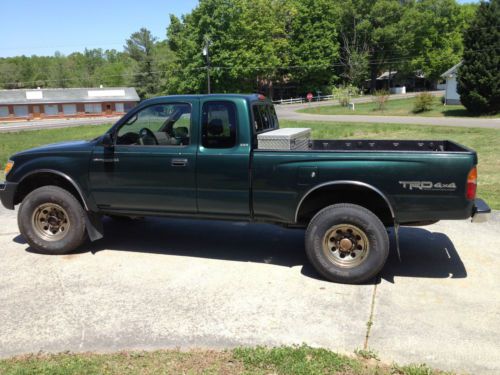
xmin=0 ymin=94 xmax=491 ymax=283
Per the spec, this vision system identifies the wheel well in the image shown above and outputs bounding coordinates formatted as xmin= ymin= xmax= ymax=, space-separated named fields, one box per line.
xmin=14 ymin=172 xmax=85 ymax=208
xmin=296 ymin=184 xmax=394 ymax=226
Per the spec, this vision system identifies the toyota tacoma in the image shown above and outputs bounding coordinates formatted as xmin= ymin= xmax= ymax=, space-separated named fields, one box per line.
xmin=0 ymin=94 xmax=491 ymax=283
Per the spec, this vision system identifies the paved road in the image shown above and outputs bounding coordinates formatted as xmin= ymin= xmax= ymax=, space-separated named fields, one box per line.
xmin=276 ymin=95 xmax=500 ymax=129
xmin=0 ymin=116 xmax=119 ymax=133
xmin=1 ymin=208 xmax=499 ymax=374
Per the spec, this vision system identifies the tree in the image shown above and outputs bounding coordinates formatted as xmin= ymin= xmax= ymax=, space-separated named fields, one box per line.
xmin=49 ymin=52 xmax=71 ymax=88
xmin=125 ymin=28 xmax=159 ymax=98
xmin=338 ymin=21 xmax=369 ymax=87
xmin=167 ymin=0 xmax=288 ymax=95
xmin=338 ymin=0 xmax=407 ymax=92
xmin=66 ymin=49 xmax=105 ymax=87
xmin=400 ymin=0 xmax=473 ymax=85
xmin=166 ymin=0 xmax=340 ymax=98
xmin=0 ymin=61 xmax=22 ymax=89
xmin=458 ymin=0 xmax=500 ymax=114
xmin=288 ymin=0 xmax=340 ymax=94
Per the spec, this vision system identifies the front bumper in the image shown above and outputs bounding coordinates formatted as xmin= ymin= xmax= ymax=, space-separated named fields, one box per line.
xmin=472 ymin=198 xmax=491 ymax=223
xmin=0 ymin=181 xmax=17 ymax=210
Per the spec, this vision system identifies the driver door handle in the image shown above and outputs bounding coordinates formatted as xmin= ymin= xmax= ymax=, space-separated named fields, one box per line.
xmin=93 ymin=157 xmax=119 ymax=163
xmin=171 ymin=158 xmax=188 ymax=167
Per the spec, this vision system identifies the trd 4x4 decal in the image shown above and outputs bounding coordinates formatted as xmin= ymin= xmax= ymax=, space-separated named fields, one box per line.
xmin=399 ymin=181 xmax=457 ymax=191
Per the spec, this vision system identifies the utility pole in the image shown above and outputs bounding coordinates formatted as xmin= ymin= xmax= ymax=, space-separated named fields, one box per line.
xmin=202 ymin=38 xmax=211 ymax=94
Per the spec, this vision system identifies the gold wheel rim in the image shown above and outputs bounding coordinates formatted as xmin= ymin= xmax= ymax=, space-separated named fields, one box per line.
xmin=322 ymin=224 xmax=370 ymax=268
xmin=32 ymin=203 xmax=70 ymax=242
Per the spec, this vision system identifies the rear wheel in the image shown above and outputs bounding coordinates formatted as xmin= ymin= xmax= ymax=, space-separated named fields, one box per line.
xmin=18 ymin=186 xmax=87 ymax=254
xmin=305 ymin=203 xmax=389 ymax=284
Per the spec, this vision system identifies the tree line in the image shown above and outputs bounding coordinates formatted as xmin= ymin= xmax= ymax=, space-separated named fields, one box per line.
xmin=0 ymin=0 xmax=481 ymax=100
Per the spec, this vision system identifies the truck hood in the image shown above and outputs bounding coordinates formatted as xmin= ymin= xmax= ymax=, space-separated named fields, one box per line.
xmin=13 ymin=140 xmax=96 ymax=157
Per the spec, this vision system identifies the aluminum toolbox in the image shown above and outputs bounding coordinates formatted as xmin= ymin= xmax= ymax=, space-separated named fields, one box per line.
xmin=257 ymin=128 xmax=311 ymax=150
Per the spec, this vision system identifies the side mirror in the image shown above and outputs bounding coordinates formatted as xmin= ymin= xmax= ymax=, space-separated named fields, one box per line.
xmin=101 ymin=133 xmax=114 ymax=148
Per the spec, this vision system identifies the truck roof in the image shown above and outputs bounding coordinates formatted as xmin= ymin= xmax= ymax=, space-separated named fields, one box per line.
xmin=142 ymin=93 xmax=270 ymax=104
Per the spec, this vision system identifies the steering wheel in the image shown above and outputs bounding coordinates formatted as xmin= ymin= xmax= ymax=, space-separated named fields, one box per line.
xmin=138 ymin=128 xmax=158 ymax=145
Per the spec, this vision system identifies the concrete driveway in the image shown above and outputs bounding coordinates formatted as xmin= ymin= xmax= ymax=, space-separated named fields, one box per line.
xmin=0 ymin=208 xmax=499 ymax=374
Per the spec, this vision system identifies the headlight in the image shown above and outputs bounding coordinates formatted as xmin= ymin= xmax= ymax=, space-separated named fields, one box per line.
xmin=4 ymin=160 xmax=14 ymax=176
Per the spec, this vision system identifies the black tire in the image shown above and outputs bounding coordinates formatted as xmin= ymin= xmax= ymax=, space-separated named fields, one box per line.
xmin=305 ymin=203 xmax=389 ymax=284
xmin=18 ymin=185 xmax=88 ymax=254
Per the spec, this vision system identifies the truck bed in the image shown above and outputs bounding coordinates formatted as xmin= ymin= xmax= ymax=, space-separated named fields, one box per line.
xmin=310 ymin=139 xmax=471 ymax=152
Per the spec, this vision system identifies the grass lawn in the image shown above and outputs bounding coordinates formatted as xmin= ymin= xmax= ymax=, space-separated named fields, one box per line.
xmin=299 ymin=96 xmax=500 ymax=118
xmin=0 ymin=120 xmax=498 ymax=209
xmin=0 ymin=345 xmax=449 ymax=375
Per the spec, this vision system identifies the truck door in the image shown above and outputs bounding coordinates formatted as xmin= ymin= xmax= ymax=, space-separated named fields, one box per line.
xmin=196 ymin=99 xmax=251 ymax=218
xmin=89 ymin=101 xmax=198 ymax=214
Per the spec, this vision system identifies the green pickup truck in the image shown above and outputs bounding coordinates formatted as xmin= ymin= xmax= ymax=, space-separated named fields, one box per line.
xmin=0 ymin=94 xmax=491 ymax=283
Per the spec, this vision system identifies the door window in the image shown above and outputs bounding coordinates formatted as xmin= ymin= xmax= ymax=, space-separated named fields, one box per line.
xmin=201 ymin=101 xmax=237 ymax=148
xmin=116 ymin=103 xmax=191 ymax=146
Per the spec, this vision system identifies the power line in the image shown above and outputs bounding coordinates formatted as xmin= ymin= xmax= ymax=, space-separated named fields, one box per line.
xmin=0 ymin=24 xmax=498 ymax=53
xmin=1 ymin=45 xmax=498 ymax=87
xmin=0 ymin=42 xmax=125 ymax=52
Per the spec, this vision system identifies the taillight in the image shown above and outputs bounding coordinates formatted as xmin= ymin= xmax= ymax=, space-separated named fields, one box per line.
xmin=466 ymin=167 xmax=477 ymax=200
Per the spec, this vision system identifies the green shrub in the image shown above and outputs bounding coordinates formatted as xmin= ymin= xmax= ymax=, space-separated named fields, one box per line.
xmin=372 ymin=89 xmax=390 ymax=111
xmin=413 ymin=92 xmax=435 ymax=113
xmin=332 ymin=84 xmax=362 ymax=107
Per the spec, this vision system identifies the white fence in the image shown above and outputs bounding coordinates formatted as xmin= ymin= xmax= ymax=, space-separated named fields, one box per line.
xmin=273 ymin=94 xmax=335 ymax=105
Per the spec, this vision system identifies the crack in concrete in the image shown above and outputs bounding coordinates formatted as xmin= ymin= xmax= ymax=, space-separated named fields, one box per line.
xmin=363 ymin=279 xmax=379 ymax=349
xmin=53 ymin=269 xmax=87 ymax=350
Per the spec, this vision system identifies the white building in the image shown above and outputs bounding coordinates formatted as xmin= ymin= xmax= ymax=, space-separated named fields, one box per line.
xmin=441 ymin=62 xmax=462 ymax=105
xmin=0 ymin=87 xmax=139 ymax=121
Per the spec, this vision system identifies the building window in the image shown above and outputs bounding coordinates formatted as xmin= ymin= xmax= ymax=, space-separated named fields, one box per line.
xmin=0 ymin=106 xmax=9 ymax=117
xmin=84 ymin=103 xmax=102 ymax=114
xmin=63 ymin=104 xmax=77 ymax=115
xmin=44 ymin=104 xmax=59 ymax=116
xmin=115 ymin=103 xmax=125 ymax=112
xmin=13 ymin=105 xmax=29 ymax=117
xmin=124 ymin=102 xmax=135 ymax=112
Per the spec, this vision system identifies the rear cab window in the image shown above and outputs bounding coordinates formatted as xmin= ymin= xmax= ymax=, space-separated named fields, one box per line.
xmin=252 ymin=103 xmax=279 ymax=146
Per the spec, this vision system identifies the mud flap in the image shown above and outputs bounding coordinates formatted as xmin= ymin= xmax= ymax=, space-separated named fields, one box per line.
xmin=394 ymin=221 xmax=401 ymax=262
xmin=84 ymin=211 xmax=104 ymax=241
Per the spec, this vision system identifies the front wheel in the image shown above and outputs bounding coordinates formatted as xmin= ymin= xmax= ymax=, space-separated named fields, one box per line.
xmin=18 ymin=186 xmax=88 ymax=254
xmin=305 ymin=203 xmax=389 ymax=284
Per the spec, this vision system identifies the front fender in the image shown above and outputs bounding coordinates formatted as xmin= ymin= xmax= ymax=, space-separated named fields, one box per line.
xmin=9 ymin=155 xmax=96 ymax=211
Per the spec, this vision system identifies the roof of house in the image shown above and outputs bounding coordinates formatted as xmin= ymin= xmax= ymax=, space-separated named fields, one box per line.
xmin=0 ymin=87 xmax=140 ymax=105
xmin=441 ymin=62 xmax=462 ymax=78
xmin=377 ymin=71 xmax=398 ymax=80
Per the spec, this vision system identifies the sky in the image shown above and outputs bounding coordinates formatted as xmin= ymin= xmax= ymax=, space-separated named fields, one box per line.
xmin=0 ymin=0 xmax=199 ymax=58
xmin=0 ymin=0 xmax=476 ymax=58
